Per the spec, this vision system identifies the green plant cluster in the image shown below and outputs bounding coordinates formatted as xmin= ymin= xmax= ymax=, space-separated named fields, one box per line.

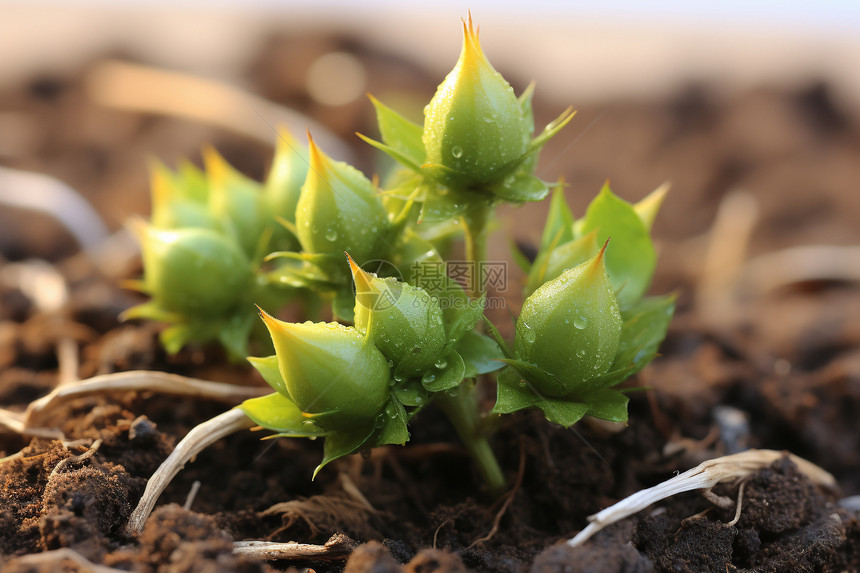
xmin=128 ymin=16 xmax=674 ymax=492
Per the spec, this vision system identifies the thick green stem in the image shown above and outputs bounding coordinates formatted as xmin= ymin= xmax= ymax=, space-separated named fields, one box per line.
xmin=435 ymin=383 xmax=506 ymax=497
xmin=461 ymin=203 xmax=492 ymax=299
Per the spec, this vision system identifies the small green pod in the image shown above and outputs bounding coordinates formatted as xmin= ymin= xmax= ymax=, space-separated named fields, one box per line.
xmin=515 ymin=243 xmax=622 ymax=396
xmin=349 ymin=255 xmax=447 ymax=378
xmin=296 ymin=135 xmax=390 ymax=274
xmin=259 ymin=313 xmax=391 ymax=432
xmin=421 ymin=16 xmax=529 ymax=188
xmin=137 ymin=224 xmax=252 ymax=316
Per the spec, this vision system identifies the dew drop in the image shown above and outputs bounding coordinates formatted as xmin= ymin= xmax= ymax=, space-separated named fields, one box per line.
xmin=434 ymin=358 xmax=448 ymax=369
xmin=573 ymin=316 xmax=588 ymax=330
xmin=451 ymin=146 xmax=464 ymax=158
xmin=324 ymin=228 xmax=338 ymax=241
xmin=412 ymin=347 xmax=422 ymax=355
xmin=576 ymin=349 xmax=586 ymax=358
xmin=422 ymin=371 xmax=436 ymax=385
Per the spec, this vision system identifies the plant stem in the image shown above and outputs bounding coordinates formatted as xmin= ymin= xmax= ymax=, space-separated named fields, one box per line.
xmin=462 ymin=202 xmax=493 ymax=299
xmin=435 ymin=383 xmax=506 ymax=497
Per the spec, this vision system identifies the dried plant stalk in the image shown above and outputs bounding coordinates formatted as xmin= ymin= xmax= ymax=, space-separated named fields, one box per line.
xmin=23 ymin=370 xmax=267 ymax=430
xmin=126 ymin=408 xmax=254 ymax=535
xmin=567 ymin=449 xmax=836 ymax=547
xmin=233 ymin=533 xmax=354 ymax=561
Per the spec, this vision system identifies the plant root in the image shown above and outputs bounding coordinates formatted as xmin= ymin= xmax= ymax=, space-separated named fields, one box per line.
xmin=567 ymin=449 xmax=836 ymax=548
xmin=126 ymin=408 xmax=254 ymax=535
xmin=468 ymin=439 xmax=527 ymax=549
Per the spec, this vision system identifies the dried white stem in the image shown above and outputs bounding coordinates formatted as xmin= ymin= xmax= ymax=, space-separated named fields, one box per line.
xmin=0 ymin=166 xmax=109 ymax=253
xmin=567 ymin=449 xmax=836 ymax=548
xmin=697 ymin=190 xmax=759 ymax=326
xmin=4 ymin=548 xmax=127 ymax=573
xmin=23 ymin=370 xmax=267 ymax=430
xmin=232 ymin=533 xmax=353 ymax=561
xmin=126 ymin=408 xmax=254 ymax=535
xmin=740 ymin=245 xmax=860 ymax=294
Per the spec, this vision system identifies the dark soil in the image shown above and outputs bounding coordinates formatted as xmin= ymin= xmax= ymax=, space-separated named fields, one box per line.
xmin=2 ymin=27 xmax=859 ymax=572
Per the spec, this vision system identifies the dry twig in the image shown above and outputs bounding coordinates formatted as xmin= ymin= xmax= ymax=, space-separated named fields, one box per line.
xmin=233 ymin=533 xmax=354 ymax=561
xmin=567 ymin=449 xmax=835 ymax=548
xmin=126 ymin=408 xmax=254 ymax=535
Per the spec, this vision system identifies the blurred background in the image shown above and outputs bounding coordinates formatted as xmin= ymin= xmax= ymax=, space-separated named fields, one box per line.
xmin=1 ymin=0 xmax=859 ymax=306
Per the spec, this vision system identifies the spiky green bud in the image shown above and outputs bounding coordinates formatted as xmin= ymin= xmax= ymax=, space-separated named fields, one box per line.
xmin=136 ymin=223 xmax=252 ymax=316
xmin=349 ymin=254 xmax=446 ymax=378
xmin=515 ymin=243 xmax=622 ymax=396
xmin=259 ymin=312 xmax=390 ymax=432
xmin=295 ymin=135 xmax=390 ymax=278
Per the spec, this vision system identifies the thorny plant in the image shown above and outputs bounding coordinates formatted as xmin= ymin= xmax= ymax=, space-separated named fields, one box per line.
xmin=124 ymin=14 xmax=675 ymax=528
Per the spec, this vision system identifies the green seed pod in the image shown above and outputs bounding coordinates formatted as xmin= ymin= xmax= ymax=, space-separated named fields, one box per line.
xmin=421 ymin=15 xmax=529 ymax=188
xmin=349 ymin=254 xmax=446 ymax=378
xmin=259 ymin=312 xmax=391 ymax=432
xmin=296 ymin=135 xmax=390 ymax=276
xmin=136 ymin=223 xmax=252 ymax=316
xmin=515 ymin=243 xmax=622 ymax=397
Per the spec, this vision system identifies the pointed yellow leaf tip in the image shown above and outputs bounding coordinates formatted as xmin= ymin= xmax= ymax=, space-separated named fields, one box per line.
xmin=459 ymin=11 xmax=486 ymax=73
xmin=635 ymin=181 xmax=670 ymax=231
xmin=305 ymin=130 xmax=327 ymax=175
xmin=149 ymin=162 xmax=174 ymax=215
xmin=586 ymin=237 xmax=611 ymax=278
xmin=201 ymin=145 xmax=230 ymax=183
xmin=345 ymin=252 xmax=373 ymax=295
xmin=257 ymin=307 xmax=296 ymax=342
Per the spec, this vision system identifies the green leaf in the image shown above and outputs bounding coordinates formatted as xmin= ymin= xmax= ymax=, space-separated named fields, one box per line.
xmin=217 ymin=313 xmax=255 ymax=361
xmin=332 ymin=286 xmax=356 ymax=323
xmin=368 ymin=95 xmax=425 ymax=167
xmin=492 ymin=368 xmax=543 ymax=414
xmin=527 ymin=107 xmax=576 ymax=153
xmin=247 ymin=355 xmax=287 ymax=396
xmin=482 ymin=316 xmax=513 ymax=359
xmin=582 ymin=388 xmax=629 ymax=422
xmin=456 ymin=332 xmax=505 ymax=378
xmin=610 ymin=294 xmax=675 ymax=376
xmin=579 ymin=183 xmax=656 ymax=307
xmin=393 ymin=379 xmax=430 ymax=408
xmin=535 ymin=398 xmax=590 ymax=427
xmin=356 ymin=133 xmax=422 ymax=173
xmin=417 ymin=183 xmax=471 ymax=222
xmin=517 ymin=81 xmax=536 ymax=136
xmin=540 ymin=185 xmax=575 ymax=253
xmin=437 ymin=288 xmax=485 ymax=348
xmin=499 ymin=358 xmax=567 ymax=397
xmin=487 ymin=173 xmax=549 ymax=203
xmin=493 ymin=369 xmax=590 ymax=427
xmin=313 ymin=425 xmax=376 ymax=479
xmin=375 ymin=399 xmax=409 ymax=446
xmin=509 ymin=239 xmax=533 ymax=273
xmin=239 ymin=393 xmax=326 ymax=435
xmin=421 ymin=351 xmax=466 ymax=393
